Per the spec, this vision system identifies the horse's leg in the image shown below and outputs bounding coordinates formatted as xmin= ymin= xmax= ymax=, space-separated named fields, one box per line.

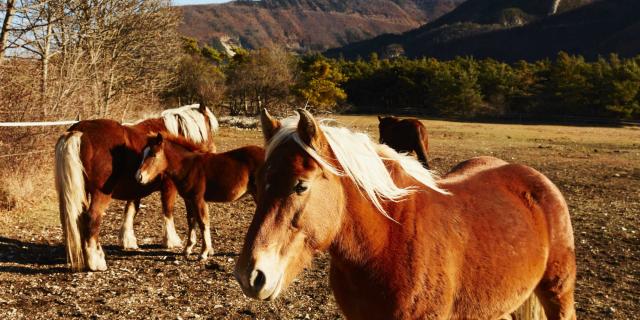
xmin=415 ymin=149 xmax=430 ymax=169
xmin=414 ymin=141 xmax=430 ymax=169
xmin=119 ymin=199 xmax=140 ymax=250
xmin=182 ymin=200 xmax=198 ymax=258
xmin=534 ymin=239 xmax=576 ymax=320
xmin=195 ymin=198 xmax=213 ymax=261
xmin=534 ymin=268 xmax=576 ymax=320
xmin=415 ymin=126 xmax=430 ymax=169
xmin=161 ymin=180 xmax=182 ymax=249
xmin=84 ymin=191 xmax=110 ymax=271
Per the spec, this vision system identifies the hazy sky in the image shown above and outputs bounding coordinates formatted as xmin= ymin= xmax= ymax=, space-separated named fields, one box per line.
xmin=173 ymin=0 xmax=231 ymax=5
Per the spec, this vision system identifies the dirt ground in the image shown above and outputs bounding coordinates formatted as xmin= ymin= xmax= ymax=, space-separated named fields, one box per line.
xmin=0 ymin=116 xmax=638 ymax=319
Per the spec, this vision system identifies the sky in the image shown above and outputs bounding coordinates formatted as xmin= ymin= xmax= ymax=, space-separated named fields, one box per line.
xmin=173 ymin=0 xmax=231 ymax=5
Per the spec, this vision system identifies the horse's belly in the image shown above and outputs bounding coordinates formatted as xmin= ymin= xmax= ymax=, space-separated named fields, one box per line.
xmin=110 ymin=177 xmax=160 ymax=200
xmin=454 ymin=231 xmax=548 ymax=318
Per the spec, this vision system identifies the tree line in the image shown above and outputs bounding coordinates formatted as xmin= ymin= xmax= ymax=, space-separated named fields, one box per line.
xmin=170 ymin=42 xmax=640 ymax=120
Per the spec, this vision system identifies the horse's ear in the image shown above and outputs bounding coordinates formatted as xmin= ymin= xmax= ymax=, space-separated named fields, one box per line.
xmin=260 ymin=108 xmax=281 ymax=142
xmin=198 ymin=104 xmax=207 ymax=113
xmin=297 ymin=109 xmax=325 ymax=151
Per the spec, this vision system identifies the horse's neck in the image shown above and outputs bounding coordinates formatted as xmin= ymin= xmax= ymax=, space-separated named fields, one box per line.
xmin=330 ymin=166 xmax=430 ymax=269
xmin=330 ymin=177 xmax=393 ymax=265
xmin=164 ymin=142 xmax=198 ymax=181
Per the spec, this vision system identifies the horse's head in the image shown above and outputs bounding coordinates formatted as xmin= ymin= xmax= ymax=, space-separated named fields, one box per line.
xmin=377 ymin=115 xmax=398 ymax=144
xmin=234 ymin=109 xmax=345 ymax=301
xmin=136 ymin=133 xmax=168 ymax=185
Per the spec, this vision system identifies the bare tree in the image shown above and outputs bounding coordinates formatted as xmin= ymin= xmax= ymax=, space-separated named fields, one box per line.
xmin=0 ymin=0 xmax=16 ymax=62
xmin=1 ymin=0 xmax=180 ymax=117
xmin=226 ymin=47 xmax=295 ymax=115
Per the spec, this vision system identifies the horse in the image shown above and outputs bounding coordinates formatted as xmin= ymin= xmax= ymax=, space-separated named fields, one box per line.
xmin=135 ymin=133 xmax=264 ymax=261
xmin=55 ymin=104 xmax=218 ymax=271
xmin=378 ymin=115 xmax=430 ymax=168
xmin=234 ymin=109 xmax=576 ymax=319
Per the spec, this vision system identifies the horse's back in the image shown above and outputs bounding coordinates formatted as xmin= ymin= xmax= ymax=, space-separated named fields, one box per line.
xmin=442 ymin=156 xmax=508 ymax=180
xmin=65 ymin=119 xmax=151 ymax=196
xmin=441 ymin=161 xmax=571 ymax=240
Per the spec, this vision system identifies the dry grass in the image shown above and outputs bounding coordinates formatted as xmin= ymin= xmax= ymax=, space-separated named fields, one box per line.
xmin=0 ymin=115 xmax=638 ymax=319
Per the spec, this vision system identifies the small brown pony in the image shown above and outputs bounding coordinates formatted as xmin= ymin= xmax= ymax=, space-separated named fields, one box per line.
xmin=55 ymin=104 xmax=218 ymax=271
xmin=235 ymin=109 xmax=576 ymax=319
xmin=378 ymin=115 xmax=430 ymax=168
xmin=136 ymin=133 xmax=264 ymax=261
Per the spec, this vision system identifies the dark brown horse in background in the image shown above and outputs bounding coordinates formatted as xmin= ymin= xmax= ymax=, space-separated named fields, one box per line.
xmin=235 ymin=109 xmax=576 ymax=319
xmin=136 ymin=133 xmax=264 ymax=261
xmin=378 ymin=115 xmax=430 ymax=168
xmin=55 ymin=104 xmax=218 ymax=271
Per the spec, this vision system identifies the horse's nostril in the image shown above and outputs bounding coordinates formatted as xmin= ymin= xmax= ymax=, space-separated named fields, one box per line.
xmin=250 ymin=269 xmax=266 ymax=292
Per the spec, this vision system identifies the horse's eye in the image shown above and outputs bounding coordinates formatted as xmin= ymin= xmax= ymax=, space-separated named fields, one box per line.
xmin=293 ymin=181 xmax=309 ymax=195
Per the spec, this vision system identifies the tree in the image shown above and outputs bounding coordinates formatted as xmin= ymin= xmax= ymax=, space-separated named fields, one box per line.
xmin=164 ymin=38 xmax=226 ymax=109
xmin=295 ymin=55 xmax=346 ymax=111
xmin=225 ymin=47 xmax=295 ymax=115
xmin=0 ymin=0 xmax=16 ymax=62
xmin=1 ymin=0 xmax=181 ymax=118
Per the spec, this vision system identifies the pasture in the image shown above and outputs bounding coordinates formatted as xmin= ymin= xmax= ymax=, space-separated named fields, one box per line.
xmin=0 ymin=115 xmax=638 ymax=319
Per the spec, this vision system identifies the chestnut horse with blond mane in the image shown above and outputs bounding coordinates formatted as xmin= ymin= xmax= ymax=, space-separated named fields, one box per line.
xmin=235 ymin=109 xmax=576 ymax=319
xmin=55 ymin=104 xmax=218 ymax=271
xmin=136 ymin=133 xmax=264 ymax=261
xmin=378 ymin=115 xmax=430 ymax=169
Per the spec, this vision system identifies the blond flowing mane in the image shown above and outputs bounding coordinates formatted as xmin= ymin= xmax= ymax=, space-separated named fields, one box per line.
xmin=161 ymin=104 xmax=219 ymax=144
xmin=267 ymin=116 xmax=449 ymax=219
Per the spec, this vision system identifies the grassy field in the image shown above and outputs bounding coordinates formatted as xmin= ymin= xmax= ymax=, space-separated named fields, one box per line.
xmin=0 ymin=115 xmax=638 ymax=319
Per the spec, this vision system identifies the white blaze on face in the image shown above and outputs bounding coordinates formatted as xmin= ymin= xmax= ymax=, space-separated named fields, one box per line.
xmin=136 ymin=146 xmax=152 ymax=184
xmin=252 ymin=247 xmax=285 ymax=301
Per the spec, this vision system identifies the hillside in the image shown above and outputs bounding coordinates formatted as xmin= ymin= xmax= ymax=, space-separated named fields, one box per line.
xmin=325 ymin=0 xmax=640 ymax=61
xmin=178 ymin=0 xmax=464 ymax=52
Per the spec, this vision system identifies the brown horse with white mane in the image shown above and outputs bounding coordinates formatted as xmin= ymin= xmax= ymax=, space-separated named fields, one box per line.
xmin=136 ymin=133 xmax=264 ymax=261
xmin=378 ymin=115 xmax=430 ymax=168
xmin=55 ymin=104 xmax=218 ymax=271
xmin=235 ymin=109 xmax=576 ymax=319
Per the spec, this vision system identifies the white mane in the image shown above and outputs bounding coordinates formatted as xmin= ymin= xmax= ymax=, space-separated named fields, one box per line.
xmin=161 ymin=104 xmax=219 ymax=143
xmin=266 ymin=116 xmax=449 ymax=220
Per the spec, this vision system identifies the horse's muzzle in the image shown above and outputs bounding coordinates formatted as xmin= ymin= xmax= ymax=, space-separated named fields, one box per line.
xmin=135 ymin=170 xmax=146 ymax=184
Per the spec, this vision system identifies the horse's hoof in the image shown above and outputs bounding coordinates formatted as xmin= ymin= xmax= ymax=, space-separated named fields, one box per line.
xmin=163 ymin=240 xmax=183 ymax=249
xmin=87 ymin=258 xmax=107 ymax=272
xmin=120 ymin=235 xmax=139 ymax=251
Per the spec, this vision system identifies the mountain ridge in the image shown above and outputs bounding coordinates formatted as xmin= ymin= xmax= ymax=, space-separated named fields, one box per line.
xmin=178 ymin=0 xmax=464 ymax=52
xmin=325 ymin=0 xmax=640 ymax=61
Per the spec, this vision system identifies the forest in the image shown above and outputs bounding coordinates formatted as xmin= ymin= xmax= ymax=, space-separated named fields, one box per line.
xmin=173 ymin=39 xmax=640 ymax=121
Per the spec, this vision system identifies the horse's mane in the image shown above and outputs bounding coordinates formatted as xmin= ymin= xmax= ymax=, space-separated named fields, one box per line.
xmin=162 ymin=104 xmax=218 ymax=144
xmin=128 ymin=104 xmax=219 ymax=144
xmin=266 ymin=116 xmax=449 ymax=220
xmin=162 ymin=134 xmax=210 ymax=153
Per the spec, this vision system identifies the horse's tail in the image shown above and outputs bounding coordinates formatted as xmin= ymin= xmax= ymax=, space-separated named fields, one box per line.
xmin=509 ymin=294 xmax=546 ymax=320
xmin=415 ymin=125 xmax=430 ymax=169
xmin=55 ymin=131 xmax=87 ymax=271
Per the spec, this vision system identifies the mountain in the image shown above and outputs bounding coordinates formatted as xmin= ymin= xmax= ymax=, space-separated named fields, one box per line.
xmin=178 ymin=0 xmax=464 ymax=52
xmin=326 ymin=0 xmax=640 ymax=61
